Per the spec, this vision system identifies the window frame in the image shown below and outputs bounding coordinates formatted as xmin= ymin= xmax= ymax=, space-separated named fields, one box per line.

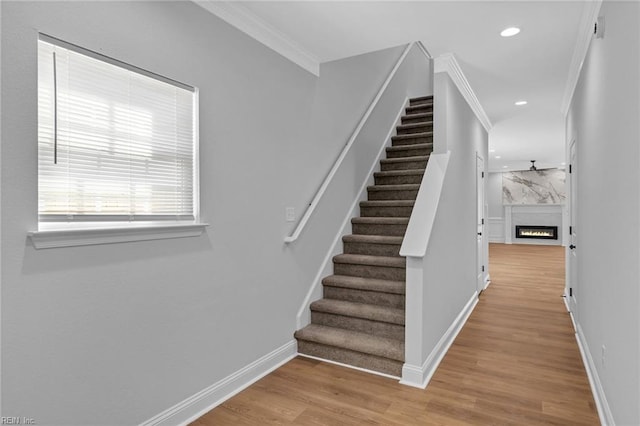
xmin=30 ymin=34 xmax=206 ymax=248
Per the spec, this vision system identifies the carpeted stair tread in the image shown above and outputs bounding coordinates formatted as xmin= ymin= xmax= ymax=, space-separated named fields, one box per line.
xmin=343 ymin=234 xmax=403 ymax=245
xmin=397 ymin=122 xmax=433 ymax=132
xmin=351 ymin=217 xmax=409 ymax=225
xmin=410 ymin=95 xmax=433 ymax=104
xmin=406 ymin=104 xmax=433 ymax=115
xmin=310 ymin=299 xmax=405 ymax=325
xmin=386 ymin=144 xmax=433 ymax=160
xmin=342 ymin=234 xmax=404 ymax=256
xmin=360 ymin=200 xmax=415 ymax=207
xmin=401 ymin=112 xmax=433 ymax=125
xmin=380 ymin=156 xmax=429 ymax=165
xmin=392 ymin=132 xmax=433 ymax=142
xmin=322 ymin=275 xmax=405 ymax=295
xmin=294 ymin=324 xmax=404 ymax=362
xmin=402 ymin=112 xmax=433 ymax=121
xmin=333 ymin=253 xmax=405 ymax=268
xmin=386 ymin=142 xmax=433 ymax=155
xmin=367 ymin=184 xmax=420 ymax=192
xmin=374 ymin=169 xmax=425 ymax=178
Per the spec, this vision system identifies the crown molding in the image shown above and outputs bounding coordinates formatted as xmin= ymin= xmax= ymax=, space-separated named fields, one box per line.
xmin=561 ymin=0 xmax=603 ymax=115
xmin=434 ymin=53 xmax=492 ymax=132
xmin=194 ymin=0 xmax=320 ymax=76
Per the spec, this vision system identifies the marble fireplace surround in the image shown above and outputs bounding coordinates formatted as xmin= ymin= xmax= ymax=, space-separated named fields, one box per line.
xmin=503 ymin=204 xmax=566 ymax=246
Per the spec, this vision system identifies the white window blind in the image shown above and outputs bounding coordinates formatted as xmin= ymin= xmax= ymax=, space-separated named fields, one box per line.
xmin=38 ymin=36 xmax=197 ymax=224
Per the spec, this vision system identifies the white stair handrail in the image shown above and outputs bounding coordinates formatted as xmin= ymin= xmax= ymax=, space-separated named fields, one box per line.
xmin=285 ymin=41 xmax=430 ymax=243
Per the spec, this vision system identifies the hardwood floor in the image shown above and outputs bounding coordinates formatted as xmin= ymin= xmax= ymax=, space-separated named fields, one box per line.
xmin=193 ymin=243 xmax=599 ymax=425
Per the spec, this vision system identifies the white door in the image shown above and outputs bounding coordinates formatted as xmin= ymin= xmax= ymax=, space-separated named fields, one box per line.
xmin=568 ymin=140 xmax=578 ymax=315
xmin=476 ymin=154 xmax=485 ymax=293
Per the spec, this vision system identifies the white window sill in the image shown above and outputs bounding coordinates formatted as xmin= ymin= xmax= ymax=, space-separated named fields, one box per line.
xmin=28 ymin=223 xmax=208 ymax=249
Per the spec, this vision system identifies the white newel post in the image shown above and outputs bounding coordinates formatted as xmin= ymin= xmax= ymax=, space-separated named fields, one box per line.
xmin=401 ymin=257 xmax=426 ymax=387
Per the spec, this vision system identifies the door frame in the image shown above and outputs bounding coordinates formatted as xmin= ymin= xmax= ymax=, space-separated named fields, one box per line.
xmin=567 ymin=138 xmax=578 ymax=320
xmin=476 ymin=153 xmax=486 ymax=294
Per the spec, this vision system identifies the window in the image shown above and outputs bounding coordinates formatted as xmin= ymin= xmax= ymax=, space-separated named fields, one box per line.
xmin=37 ymin=35 xmax=198 ymax=228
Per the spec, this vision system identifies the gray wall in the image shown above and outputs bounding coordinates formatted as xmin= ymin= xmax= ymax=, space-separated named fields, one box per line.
xmin=487 ymin=172 xmax=503 ymax=218
xmin=421 ymin=72 xmax=488 ymax=358
xmin=566 ymin=1 xmax=640 ymax=424
xmin=0 ymin=2 xmax=428 ymax=424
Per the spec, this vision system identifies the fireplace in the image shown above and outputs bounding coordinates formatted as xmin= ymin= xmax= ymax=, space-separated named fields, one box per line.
xmin=515 ymin=225 xmax=558 ymax=240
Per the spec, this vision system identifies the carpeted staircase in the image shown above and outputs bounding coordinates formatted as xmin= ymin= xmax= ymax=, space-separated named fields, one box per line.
xmin=294 ymin=96 xmax=434 ymax=377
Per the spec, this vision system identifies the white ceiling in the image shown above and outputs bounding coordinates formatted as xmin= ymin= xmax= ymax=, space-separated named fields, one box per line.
xmin=202 ymin=1 xmax=588 ymax=172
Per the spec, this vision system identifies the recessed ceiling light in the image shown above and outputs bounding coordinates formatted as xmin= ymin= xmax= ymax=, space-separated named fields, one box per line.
xmin=489 ymin=149 xmax=496 ymax=153
xmin=503 ymin=165 xmax=508 ymax=168
xmin=561 ymin=162 xmax=566 ymax=165
xmin=501 ymin=27 xmax=521 ymax=37
xmin=495 ymin=156 xmax=501 ymax=159
xmin=515 ymin=100 xmax=528 ymax=106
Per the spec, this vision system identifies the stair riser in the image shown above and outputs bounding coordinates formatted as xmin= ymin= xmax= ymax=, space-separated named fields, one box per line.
xmin=296 ymin=341 xmax=403 ymax=376
xmin=352 ymin=222 xmax=407 ymax=237
xmin=386 ymin=147 xmax=432 ymax=159
xmin=406 ymin=105 xmax=433 ymax=115
xmin=311 ymin=312 xmax=405 ymax=340
xmin=374 ymin=174 xmax=423 ymax=185
xmin=367 ymin=189 xmax=418 ymax=200
xmin=323 ymin=286 xmax=405 ymax=309
xmin=409 ymin=98 xmax=433 ymax=106
xmin=360 ymin=205 xmax=413 ymax=217
xmin=397 ymin=123 xmax=433 ymax=135
xmin=401 ymin=115 xmax=432 ymax=125
xmin=391 ymin=135 xmax=433 ymax=146
xmin=334 ymin=262 xmax=405 ymax=281
xmin=343 ymin=241 xmax=402 ymax=257
xmin=380 ymin=159 xmax=428 ymax=172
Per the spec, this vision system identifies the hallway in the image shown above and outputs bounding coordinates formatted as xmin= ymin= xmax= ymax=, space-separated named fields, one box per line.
xmin=193 ymin=243 xmax=599 ymax=425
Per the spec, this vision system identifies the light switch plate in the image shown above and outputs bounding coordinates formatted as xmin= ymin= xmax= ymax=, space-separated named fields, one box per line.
xmin=285 ymin=207 xmax=296 ymax=222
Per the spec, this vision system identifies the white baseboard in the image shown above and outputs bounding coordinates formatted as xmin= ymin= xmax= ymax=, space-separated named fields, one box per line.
xmin=297 ymin=353 xmax=400 ymax=380
xmin=563 ymin=291 xmax=577 ymax=332
xmin=296 ymin=98 xmax=410 ymax=329
xmin=139 ymin=340 xmax=297 ymax=426
xmin=575 ymin=324 xmax=615 ymax=426
xmin=400 ymin=291 xmax=478 ymax=388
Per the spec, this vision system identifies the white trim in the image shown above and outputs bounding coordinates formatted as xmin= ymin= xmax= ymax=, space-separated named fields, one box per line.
xmin=504 ymin=205 xmax=513 ymax=244
xmin=401 ymin=291 xmax=478 ymax=388
xmin=28 ymin=223 xmax=208 ymax=249
xmin=561 ymin=0 xmax=603 ymax=115
xmin=433 ymin=53 xmax=492 ymax=132
xmin=400 ymin=151 xmax=451 ymax=257
xmin=575 ymin=324 xmax=615 ymax=426
xmin=295 ymin=98 xmax=410 ymax=329
xmin=194 ymin=1 xmax=320 ymax=76
xmin=297 ymin=353 xmax=400 ymax=380
xmin=484 ymin=275 xmax=491 ymax=290
xmin=563 ymin=292 xmax=577 ymax=333
xmin=503 ymin=203 xmax=565 ymax=207
xmin=285 ymin=42 xmax=419 ymax=243
xmin=139 ymin=340 xmax=297 ymax=426
xmin=488 ymin=217 xmax=505 ymax=243
xmin=416 ymin=41 xmax=433 ymax=59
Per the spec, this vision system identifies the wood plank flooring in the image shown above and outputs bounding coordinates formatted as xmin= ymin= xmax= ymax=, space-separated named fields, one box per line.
xmin=193 ymin=243 xmax=599 ymax=425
